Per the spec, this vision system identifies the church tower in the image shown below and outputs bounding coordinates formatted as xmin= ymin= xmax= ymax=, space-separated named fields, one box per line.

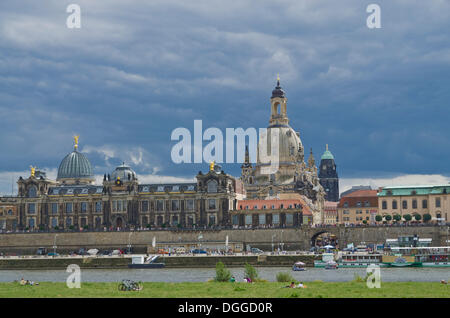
xmin=318 ymin=144 xmax=339 ymax=202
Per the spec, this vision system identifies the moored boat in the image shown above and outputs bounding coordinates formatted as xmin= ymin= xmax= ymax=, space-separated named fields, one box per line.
xmin=292 ymin=261 xmax=306 ymax=271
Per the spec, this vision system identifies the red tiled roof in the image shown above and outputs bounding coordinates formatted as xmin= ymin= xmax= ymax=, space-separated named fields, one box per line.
xmin=342 ymin=189 xmax=378 ymax=198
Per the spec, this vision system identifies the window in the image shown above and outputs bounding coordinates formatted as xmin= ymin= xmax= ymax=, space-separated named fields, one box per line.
xmin=172 ymin=215 xmax=178 ymax=226
xmin=28 ymin=186 xmax=37 ymax=198
xmin=28 ymin=218 xmax=35 ymax=228
xmin=208 ymin=199 xmax=216 ymax=210
xmin=402 ymin=200 xmax=407 ymax=209
xmin=286 ymin=214 xmax=293 ymax=225
xmin=186 ymin=199 xmax=195 ymax=211
xmin=344 ymin=202 xmax=349 ymax=208
xmin=232 ymin=215 xmax=239 ymax=225
xmin=81 ymin=202 xmax=87 ymax=213
xmin=66 ymin=203 xmax=73 ymax=213
xmin=412 ymin=200 xmax=417 ymax=209
xmin=208 ymin=214 xmax=216 ymax=226
xmin=66 ymin=217 xmax=72 ymax=227
xmin=117 ymin=200 xmax=122 ymax=212
xmin=95 ymin=201 xmax=102 ymax=213
xmin=364 ymin=201 xmax=370 ymax=207
xmin=156 ymin=200 xmax=164 ymax=211
xmin=171 ymin=200 xmax=180 ymax=211
xmin=207 ymin=180 xmax=218 ymax=193
xmin=422 ymin=200 xmax=428 ymax=209
xmin=259 ymin=214 xmax=266 ymax=225
xmin=382 ymin=201 xmax=387 ymax=210
xmin=142 ymin=200 xmax=149 ymax=212
xmin=51 ymin=217 xmax=58 ymax=228
xmin=392 ymin=200 xmax=397 ymax=209
xmin=272 ymin=213 xmax=280 ymax=224
xmin=254 ymin=205 xmax=258 ymax=209
xmin=245 ymin=215 xmax=252 ymax=225
xmin=51 ymin=203 xmax=58 ymax=214
xmin=28 ymin=203 xmax=36 ymax=214
xmin=356 ymin=201 xmax=362 ymax=207
xmin=436 ymin=198 xmax=441 ymax=208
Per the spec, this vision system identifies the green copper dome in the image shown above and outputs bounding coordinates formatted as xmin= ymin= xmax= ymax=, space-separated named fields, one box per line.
xmin=57 ymin=150 xmax=94 ymax=180
xmin=321 ymin=145 xmax=335 ymax=160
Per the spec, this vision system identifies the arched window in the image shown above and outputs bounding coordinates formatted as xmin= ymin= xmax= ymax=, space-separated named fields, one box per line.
xmin=207 ymin=180 xmax=218 ymax=193
xmin=402 ymin=200 xmax=407 ymax=209
xmin=412 ymin=199 xmax=417 ymax=209
xmin=422 ymin=200 xmax=428 ymax=209
xmin=382 ymin=201 xmax=387 ymax=209
xmin=392 ymin=200 xmax=397 ymax=209
xmin=28 ymin=186 xmax=37 ymax=198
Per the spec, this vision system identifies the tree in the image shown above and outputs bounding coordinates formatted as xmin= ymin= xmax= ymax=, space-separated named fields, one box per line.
xmin=375 ymin=215 xmax=383 ymax=222
xmin=244 ymin=263 xmax=259 ymax=282
xmin=385 ymin=215 xmax=392 ymax=222
xmin=414 ymin=214 xmax=422 ymax=221
xmin=393 ymin=214 xmax=401 ymax=222
xmin=423 ymin=214 xmax=432 ymax=222
xmin=214 ymin=262 xmax=231 ymax=282
xmin=362 ymin=220 xmax=367 ymax=225
xmin=403 ymin=214 xmax=412 ymax=222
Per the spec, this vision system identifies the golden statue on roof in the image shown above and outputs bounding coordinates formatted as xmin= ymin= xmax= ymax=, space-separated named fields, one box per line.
xmin=74 ymin=135 xmax=79 ymax=150
xmin=30 ymin=166 xmax=36 ymax=177
xmin=209 ymin=161 xmax=215 ymax=171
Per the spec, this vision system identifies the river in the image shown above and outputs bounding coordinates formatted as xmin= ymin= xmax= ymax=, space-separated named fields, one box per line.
xmin=0 ymin=267 xmax=449 ymax=283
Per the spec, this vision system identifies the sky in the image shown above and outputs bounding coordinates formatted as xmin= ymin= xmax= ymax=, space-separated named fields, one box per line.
xmin=0 ymin=0 xmax=449 ymax=195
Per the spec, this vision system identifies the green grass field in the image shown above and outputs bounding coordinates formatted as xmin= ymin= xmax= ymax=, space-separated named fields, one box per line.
xmin=0 ymin=281 xmax=448 ymax=298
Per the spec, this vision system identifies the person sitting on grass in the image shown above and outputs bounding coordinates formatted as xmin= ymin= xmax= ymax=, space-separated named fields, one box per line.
xmin=229 ymin=276 xmax=236 ymax=283
xmin=284 ymin=282 xmax=296 ymax=288
xmin=296 ymin=282 xmax=307 ymax=288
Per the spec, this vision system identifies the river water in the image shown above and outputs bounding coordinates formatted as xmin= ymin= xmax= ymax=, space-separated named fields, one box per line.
xmin=0 ymin=267 xmax=449 ymax=283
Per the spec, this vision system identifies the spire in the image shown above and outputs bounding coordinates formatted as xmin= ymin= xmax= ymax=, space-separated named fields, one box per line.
xmin=308 ymin=148 xmax=315 ymax=167
xmin=245 ymin=145 xmax=249 ymax=164
xmin=277 ymin=73 xmax=280 ymax=87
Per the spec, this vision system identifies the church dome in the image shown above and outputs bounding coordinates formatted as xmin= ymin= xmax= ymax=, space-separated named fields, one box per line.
xmin=111 ymin=163 xmax=137 ymax=181
xmin=271 ymin=79 xmax=285 ymax=99
xmin=257 ymin=125 xmax=303 ymax=165
xmin=57 ymin=150 xmax=94 ymax=181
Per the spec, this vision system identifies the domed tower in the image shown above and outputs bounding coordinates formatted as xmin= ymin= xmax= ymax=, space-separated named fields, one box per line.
xmin=319 ymin=144 xmax=339 ymax=202
xmin=254 ymin=76 xmax=304 ymax=184
xmin=111 ymin=163 xmax=137 ymax=183
xmin=57 ymin=136 xmax=94 ymax=185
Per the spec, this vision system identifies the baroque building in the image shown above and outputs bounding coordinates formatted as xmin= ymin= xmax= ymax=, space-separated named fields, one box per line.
xmin=240 ymin=79 xmax=325 ymax=224
xmin=5 ymin=138 xmax=242 ymax=231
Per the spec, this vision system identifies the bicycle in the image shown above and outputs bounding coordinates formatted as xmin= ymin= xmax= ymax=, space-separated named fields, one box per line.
xmin=118 ymin=279 xmax=143 ymax=291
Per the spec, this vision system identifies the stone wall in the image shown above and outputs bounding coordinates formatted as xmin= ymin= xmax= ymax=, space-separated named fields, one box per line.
xmin=0 ymin=226 xmax=447 ymax=255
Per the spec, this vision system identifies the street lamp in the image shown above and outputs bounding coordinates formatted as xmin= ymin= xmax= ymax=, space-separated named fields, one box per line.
xmin=127 ymin=232 xmax=133 ymax=254
xmin=271 ymin=234 xmax=276 ymax=253
xmin=53 ymin=234 xmax=58 ymax=257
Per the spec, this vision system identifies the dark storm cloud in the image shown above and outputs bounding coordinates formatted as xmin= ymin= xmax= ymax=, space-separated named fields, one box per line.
xmin=0 ymin=0 xmax=449 ymax=190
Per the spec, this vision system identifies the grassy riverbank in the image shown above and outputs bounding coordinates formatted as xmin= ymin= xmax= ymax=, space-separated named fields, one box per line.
xmin=0 ymin=281 xmax=448 ymax=298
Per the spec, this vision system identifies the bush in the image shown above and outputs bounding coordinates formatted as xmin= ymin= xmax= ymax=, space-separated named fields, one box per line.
xmin=375 ymin=215 xmax=382 ymax=222
xmin=146 ymin=224 xmax=151 ymax=229
xmin=214 ymin=262 xmax=231 ymax=282
xmin=385 ymin=215 xmax=392 ymax=221
xmin=414 ymin=214 xmax=422 ymax=221
xmin=244 ymin=263 xmax=259 ymax=282
xmin=362 ymin=220 xmax=367 ymax=224
xmin=393 ymin=214 xmax=401 ymax=222
xmin=423 ymin=214 xmax=432 ymax=222
xmin=276 ymin=272 xmax=294 ymax=283
xmin=403 ymin=214 xmax=412 ymax=222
